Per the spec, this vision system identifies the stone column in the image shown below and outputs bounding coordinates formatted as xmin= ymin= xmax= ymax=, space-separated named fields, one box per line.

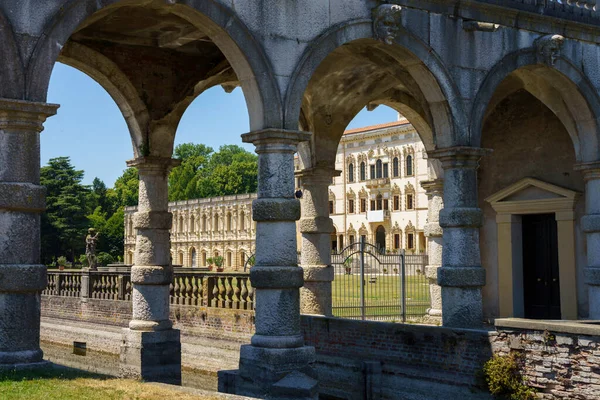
xmin=297 ymin=166 xmax=337 ymax=316
xmin=576 ymin=162 xmax=600 ymax=318
xmin=120 ymin=156 xmax=182 ymax=384
xmin=236 ymin=129 xmax=318 ymax=399
xmin=420 ymin=179 xmax=444 ymax=319
xmin=0 ymin=99 xmax=58 ymax=369
xmin=428 ymin=147 xmax=488 ymax=329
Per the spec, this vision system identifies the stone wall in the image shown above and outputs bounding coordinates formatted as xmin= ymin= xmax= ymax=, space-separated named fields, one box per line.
xmin=41 ymin=295 xmax=254 ymax=341
xmin=301 ymin=316 xmax=495 ymax=399
xmin=494 ymin=319 xmax=600 ymax=400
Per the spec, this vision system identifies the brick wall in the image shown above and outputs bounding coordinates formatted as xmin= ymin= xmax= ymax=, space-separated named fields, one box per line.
xmin=493 ymin=323 xmax=600 ymax=400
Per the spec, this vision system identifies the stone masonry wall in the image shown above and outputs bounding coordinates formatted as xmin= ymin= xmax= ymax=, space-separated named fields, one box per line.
xmin=493 ymin=326 xmax=600 ymax=400
xmin=41 ymin=295 xmax=254 ymax=341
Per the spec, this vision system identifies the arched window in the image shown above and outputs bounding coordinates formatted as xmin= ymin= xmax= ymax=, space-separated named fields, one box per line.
xmin=360 ymin=162 xmax=366 ymax=181
xmin=178 ymin=252 xmax=184 ymax=266
xmin=393 ymin=157 xmax=399 ymax=177
xmin=406 ymin=155 xmax=413 ymax=176
xmin=376 ymin=159 xmax=383 ymax=178
xmin=202 ymin=215 xmax=207 ymax=232
xmin=227 ymin=213 xmax=232 ymax=231
xmin=128 ymin=219 xmax=133 ymax=236
xmin=226 ymin=251 xmax=233 ymax=267
xmin=190 ymin=215 xmax=195 ymax=233
xmin=214 ymin=215 xmax=219 ymax=232
xmin=179 ymin=216 xmax=184 ymax=233
xmin=190 ymin=248 xmax=197 ymax=268
xmin=348 ymin=163 xmax=354 ymax=182
xmin=239 ymin=211 xmax=245 ymax=230
xmin=201 ymin=251 xmax=207 ymax=267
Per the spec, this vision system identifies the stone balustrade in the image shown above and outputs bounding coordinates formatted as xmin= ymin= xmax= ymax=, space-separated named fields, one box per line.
xmin=43 ymin=270 xmax=254 ymax=311
xmin=477 ymin=0 xmax=600 ymax=21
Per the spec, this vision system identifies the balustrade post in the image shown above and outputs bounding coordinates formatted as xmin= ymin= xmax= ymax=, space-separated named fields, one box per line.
xmin=297 ymin=166 xmax=337 ymax=316
xmin=117 ymin=274 xmax=125 ymax=301
xmin=80 ymin=269 xmax=91 ymax=300
xmin=0 ymin=99 xmax=58 ymax=369
xmin=120 ymin=156 xmax=181 ymax=384
xmin=230 ymin=129 xmax=318 ymax=399
xmin=428 ymin=147 xmax=488 ymax=329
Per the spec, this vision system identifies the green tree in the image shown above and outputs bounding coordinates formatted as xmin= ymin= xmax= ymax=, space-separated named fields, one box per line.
xmin=169 ymin=143 xmax=213 ymax=201
xmin=41 ymin=157 xmax=91 ymax=264
xmin=111 ymin=167 xmax=139 ymax=207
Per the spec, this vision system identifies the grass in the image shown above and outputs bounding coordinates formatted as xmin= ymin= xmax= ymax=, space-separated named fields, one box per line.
xmin=0 ymin=368 xmax=219 ymax=400
xmin=332 ymin=274 xmax=431 ymax=319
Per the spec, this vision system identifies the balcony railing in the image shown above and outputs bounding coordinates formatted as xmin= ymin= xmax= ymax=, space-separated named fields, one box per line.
xmin=367 ymin=209 xmax=391 ymax=223
xmin=43 ymin=269 xmax=254 ymax=310
xmin=365 ymin=177 xmax=390 ymax=189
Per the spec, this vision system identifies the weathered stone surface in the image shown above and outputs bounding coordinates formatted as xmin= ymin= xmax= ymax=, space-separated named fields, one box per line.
xmin=0 ymin=182 xmax=45 ymax=212
xmin=252 ymin=198 xmax=301 ymax=222
xmin=132 ymin=211 xmax=172 ymax=230
xmin=250 ymin=266 xmax=304 ymax=289
xmin=437 ymin=266 xmax=486 ymax=287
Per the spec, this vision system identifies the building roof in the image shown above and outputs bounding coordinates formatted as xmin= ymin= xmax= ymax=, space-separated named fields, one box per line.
xmin=343 ymin=119 xmax=410 ymax=136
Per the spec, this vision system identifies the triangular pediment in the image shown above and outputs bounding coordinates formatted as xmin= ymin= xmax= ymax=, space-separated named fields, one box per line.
xmin=485 ymin=178 xmax=579 ymax=205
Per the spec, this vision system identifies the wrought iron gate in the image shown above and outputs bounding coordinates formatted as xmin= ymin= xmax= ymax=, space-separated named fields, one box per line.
xmin=331 ymin=239 xmax=430 ymax=322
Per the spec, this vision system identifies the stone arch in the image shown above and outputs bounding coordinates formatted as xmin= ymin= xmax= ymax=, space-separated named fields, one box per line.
xmin=284 ymin=19 xmax=464 ymax=153
xmin=26 ymin=0 xmax=281 ymax=131
xmin=471 ymin=46 xmax=600 ymax=162
xmin=0 ymin=9 xmax=25 ymax=99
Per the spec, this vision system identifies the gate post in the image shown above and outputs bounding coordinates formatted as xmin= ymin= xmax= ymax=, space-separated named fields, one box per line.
xmin=297 ymin=166 xmax=338 ymax=316
xmin=421 ymin=179 xmax=444 ymax=319
xmin=360 ymin=236 xmax=366 ymax=321
xmin=428 ymin=147 xmax=488 ymax=329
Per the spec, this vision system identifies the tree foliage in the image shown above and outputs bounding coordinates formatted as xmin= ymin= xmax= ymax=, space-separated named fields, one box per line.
xmin=40 ymin=142 xmax=257 ymax=266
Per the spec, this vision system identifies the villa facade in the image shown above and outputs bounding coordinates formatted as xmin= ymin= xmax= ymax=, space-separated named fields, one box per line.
xmin=124 ymin=119 xmax=429 ymax=269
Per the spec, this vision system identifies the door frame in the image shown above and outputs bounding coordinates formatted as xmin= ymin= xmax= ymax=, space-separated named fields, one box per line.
xmin=486 ymin=178 xmax=580 ymax=320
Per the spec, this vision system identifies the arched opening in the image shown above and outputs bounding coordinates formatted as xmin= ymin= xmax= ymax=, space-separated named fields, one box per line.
xmin=202 ymin=215 xmax=207 ymax=232
xmin=127 ymin=251 xmax=134 ymax=265
xmin=239 ymin=211 xmax=245 ymax=231
xmin=360 ymin=162 xmax=366 ymax=181
xmin=214 ymin=214 xmax=219 ymax=232
xmin=201 ymin=251 xmax=207 ymax=267
xmin=178 ymin=252 xmax=184 ymax=266
xmin=190 ymin=247 xmax=197 ymax=268
xmin=376 ymin=225 xmax=386 ymax=253
xmin=226 ymin=251 xmax=233 ymax=268
xmin=479 ymin=80 xmax=588 ymax=320
xmin=405 ymin=155 xmax=413 ymax=177
xmin=348 ymin=163 xmax=354 ymax=182
xmin=190 ymin=215 xmax=195 ymax=234
xmin=227 ymin=213 xmax=232 ymax=231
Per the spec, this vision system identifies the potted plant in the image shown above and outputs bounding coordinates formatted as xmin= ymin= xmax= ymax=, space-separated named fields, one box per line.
xmin=213 ymin=256 xmax=225 ymax=272
xmin=394 ymin=267 xmax=399 ymax=274
xmin=207 ymin=257 xmax=214 ymax=271
xmin=57 ymin=256 xmax=67 ymax=271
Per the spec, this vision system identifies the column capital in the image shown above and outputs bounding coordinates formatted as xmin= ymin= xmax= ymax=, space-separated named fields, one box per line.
xmin=126 ymin=156 xmax=181 ymax=174
xmin=427 ymin=147 xmax=491 ymax=169
xmin=296 ymin=165 xmax=341 ymax=185
xmin=420 ymin=179 xmax=444 ymax=196
xmin=0 ymin=99 xmax=59 ymax=133
xmin=575 ymin=161 xmax=600 ymax=181
xmin=242 ymin=129 xmax=311 ymax=153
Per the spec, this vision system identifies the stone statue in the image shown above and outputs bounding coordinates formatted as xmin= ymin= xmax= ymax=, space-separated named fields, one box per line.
xmin=373 ymin=4 xmax=403 ymax=45
xmin=86 ymin=228 xmax=100 ymax=270
xmin=536 ymin=34 xmax=565 ymax=66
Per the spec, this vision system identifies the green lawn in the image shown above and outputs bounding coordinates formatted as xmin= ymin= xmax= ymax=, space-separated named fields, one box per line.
xmin=0 ymin=368 xmax=218 ymax=400
xmin=332 ymin=274 xmax=430 ymax=319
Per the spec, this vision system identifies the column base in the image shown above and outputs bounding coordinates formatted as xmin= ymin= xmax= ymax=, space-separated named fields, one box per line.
xmin=224 ymin=344 xmax=318 ymax=399
xmin=119 ymin=328 xmax=181 ymax=385
xmin=441 ymin=287 xmax=483 ymax=328
xmin=0 ymin=360 xmax=50 ymax=373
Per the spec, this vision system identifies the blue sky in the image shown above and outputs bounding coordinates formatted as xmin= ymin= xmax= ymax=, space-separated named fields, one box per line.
xmin=43 ymin=63 xmax=398 ymax=186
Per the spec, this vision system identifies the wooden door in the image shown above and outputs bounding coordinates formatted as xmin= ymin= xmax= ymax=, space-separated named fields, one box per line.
xmin=522 ymin=214 xmax=561 ymax=319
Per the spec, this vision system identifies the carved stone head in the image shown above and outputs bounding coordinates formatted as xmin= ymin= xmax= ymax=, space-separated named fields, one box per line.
xmin=373 ymin=4 xmax=402 ymax=45
xmin=536 ymin=34 xmax=565 ymax=66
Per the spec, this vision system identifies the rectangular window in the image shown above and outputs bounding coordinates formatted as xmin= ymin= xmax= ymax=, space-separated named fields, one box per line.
xmin=361 ymin=235 xmax=367 ymax=244
xmin=370 ymin=165 xmax=376 ymax=179
xmin=349 ymin=235 xmax=355 ymax=249
xmin=383 ymin=199 xmax=389 ymax=210
xmin=407 ymin=194 xmax=414 ymax=210
xmin=360 ymin=198 xmax=366 ymax=213
xmin=349 ymin=199 xmax=355 ymax=214
xmin=408 ymin=233 xmax=414 ymax=249
xmin=371 ymin=200 xmax=375 ymax=211
xmin=329 ymin=200 xmax=334 ymax=214
xmin=394 ymin=234 xmax=400 ymax=249
xmin=394 ymin=195 xmax=400 ymax=211
xmin=383 ymin=163 xmax=389 ymax=178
